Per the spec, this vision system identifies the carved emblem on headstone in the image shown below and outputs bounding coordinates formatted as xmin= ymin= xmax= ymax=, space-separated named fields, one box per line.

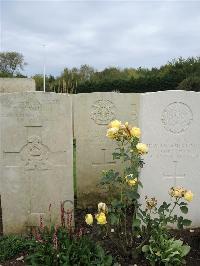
xmin=21 ymin=136 xmax=50 ymax=170
xmin=2 ymin=94 xmax=41 ymax=121
xmin=15 ymin=95 xmax=41 ymax=119
xmin=161 ymin=102 xmax=193 ymax=134
xmin=91 ymin=99 xmax=116 ymax=125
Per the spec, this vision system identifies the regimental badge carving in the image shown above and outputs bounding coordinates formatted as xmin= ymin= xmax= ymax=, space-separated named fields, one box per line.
xmin=161 ymin=102 xmax=193 ymax=134
xmin=1 ymin=94 xmax=41 ymax=120
xmin=21 ymin=136 xmax=50 ymax=170
xmin=91 ymin=99 xmax=116 ymax=125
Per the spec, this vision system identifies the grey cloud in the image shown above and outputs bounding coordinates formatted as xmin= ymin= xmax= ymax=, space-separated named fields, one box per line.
xmin=1 ymin=0 xmax=200 ymax=75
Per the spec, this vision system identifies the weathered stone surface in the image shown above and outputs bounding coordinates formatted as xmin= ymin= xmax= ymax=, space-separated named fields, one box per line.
xmin=140 ymin=91 xmax=200 ymax=227
xmin=74 ymin=92 xmax=140 ymax=207
xmin=0 ymin=92 xmax=73 ymax=234
xmin=0 ymin=78 xmax=36 ymax=93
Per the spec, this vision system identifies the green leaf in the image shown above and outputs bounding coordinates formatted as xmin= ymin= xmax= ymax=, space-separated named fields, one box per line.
xmin=126 ymin=190 xmax=140 ymax=200
xmin=142 ymin=245 xmax=149 ymax=253
xmin=138 ymin=181 xmax=143 ymax=188
xmin=182 ymin=219 xmax=192 ymax=226
xmin=162 ymin=201 xmax=171 ymax=209
xmin=132 ymin=218 xmax=141 ymax=228
xmin=110 ymin=213 xmax=119 ymax=225
xmin=181 ymin=245 xmax=191 ymax=257
xmin=179 ymin=202 xmax=187 ymax=206
xmin=180 ymin=206 xmax=188 ymax=214
xmin=111 ymin=199 xmax=122 ymax=208
xmin=177 ymin=216 xmax=184 ymax=229
xmin=104 ymin=255 xmax=113 ymax=265
xmin=177 ymin=222 xmax=183 ymax=230
xmin=112 ymin=152 xmax=121 ymax=160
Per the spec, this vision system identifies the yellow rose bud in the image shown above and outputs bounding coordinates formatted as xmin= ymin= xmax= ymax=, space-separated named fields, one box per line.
xmin=184 ymin=190 xmax=194 ymax=202
xmin=125 ymin=122 xmax=129 ymax=127
xmin=85 ymin=214 xmax=93 ymax=225
xmin=95 ymin=212 xmax=107 ymax=225
xmin=98 ymin=202 xmax=108 ymax=213
xmin=106 ymin=127 xmax=118 ymax=139
xmin=125 ymin=174 xmax=137 ymax=187
xmin=136 ymin=143 xmax=148 ymax=154
xmin=109 ymin=120 xmax=121 ymax=129
xmin=130 ymin=127 xmax=141 ymax=138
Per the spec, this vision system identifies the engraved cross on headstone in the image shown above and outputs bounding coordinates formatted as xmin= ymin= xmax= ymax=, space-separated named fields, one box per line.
xmin=92 ymin=148 xmax=116 ymax=166
xmin=163 ymin=160 xmax=185 ymax=186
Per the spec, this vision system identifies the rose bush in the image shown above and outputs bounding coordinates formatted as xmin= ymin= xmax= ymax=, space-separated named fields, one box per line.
xmin=85 ymin=120 xmax=193 ymax=264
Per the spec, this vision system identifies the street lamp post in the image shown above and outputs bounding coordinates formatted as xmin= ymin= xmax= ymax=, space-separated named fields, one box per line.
xmin=43 ymin=44 xmax=46 ymax=92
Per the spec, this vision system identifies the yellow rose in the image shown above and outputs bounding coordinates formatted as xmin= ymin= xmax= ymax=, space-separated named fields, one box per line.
xmin=128 ymin=178 xmax=137 ymax=186
xmin=169 ymin=186 xmax=185 ymax=198
xmin=125 ymin=174 xmax=137 ymax=186
xmin=98 ymin=202 xmax=108 ymax=213
xmin=95 ymin=212 xmax=107 ymax=225
xmin=184 ymin=190 xmax=194 ymax=202
xmin=109 ymin=120 xmax=121 ymax=129
xmin=106 ymin=127 xmax=118 ymax=139
xmin=85 ymin=214 xmax=93 ymax=225
xmin=130 ymin=127 xmax=141 ymax=138
xmin=174 ymin=189 xmax=182 ymax=197
xmin=146 ymin=197 xmax=157 ymax=210
xmin=136 ymin=143 xmax=148 ymax=154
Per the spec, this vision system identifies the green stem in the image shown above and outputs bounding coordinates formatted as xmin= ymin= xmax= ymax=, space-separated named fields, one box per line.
xmin=120 ymin=141 xmax=125 ymax=203
xmin=120 ymin=141 xmax=129 ymax=244
xmin=135 ymin=235 xmax=150 ymax=253
xmin=124 ymin=206 xmax=128 ymax=245
xmin=168 ymin=200 xmax=178 ymax=218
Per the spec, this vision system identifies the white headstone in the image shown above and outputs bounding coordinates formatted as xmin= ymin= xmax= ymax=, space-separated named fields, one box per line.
xmin=0 ymin=78 xmax=36 ymax=93
xmin=0 ymin=92 xmax=73 ymax=234
xmin=74 ymin=92 xmax=140 ymax=207
xmin=140 ymin=91 xmax=200 ymax=227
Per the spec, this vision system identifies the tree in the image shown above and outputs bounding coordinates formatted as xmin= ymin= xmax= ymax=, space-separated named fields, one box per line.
xmin=0 ymin=52 xmax=27 ymax=76
xmin=32 ymin=74 xmax=43 ymax=91
xmin=177 ymin=76 xmax=200 ymax=92
xmin=79 ymin=64 xmax=95 ymax=81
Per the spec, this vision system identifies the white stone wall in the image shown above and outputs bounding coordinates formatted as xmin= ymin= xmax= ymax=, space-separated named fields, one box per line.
xmin=0 ymin=92 xmax=73 ymax=234
xmin=0 ymin=78 xmax=36 ymax=93
xmin=140 ymin=91 xmax=200 ymax=227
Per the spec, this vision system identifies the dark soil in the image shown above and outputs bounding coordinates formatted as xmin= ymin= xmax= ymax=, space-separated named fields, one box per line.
xmin=1 ymin=253 xmax=26 ymax=266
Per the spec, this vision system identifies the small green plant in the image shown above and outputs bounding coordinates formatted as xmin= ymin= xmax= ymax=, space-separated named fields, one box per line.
xmin=142 ymin=234 xmax=190 ymax=266
xmin=0 ymin=235 xmax=30 ymax=262
xmin=138 ymin=187 xmax=193 ymax=264
xmin=26 ymin=225 xmax=113 ymax=266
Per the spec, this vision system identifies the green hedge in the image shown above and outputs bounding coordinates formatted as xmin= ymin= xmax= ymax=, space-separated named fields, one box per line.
xmin=76 ymin=75 xmax=183 ymax=94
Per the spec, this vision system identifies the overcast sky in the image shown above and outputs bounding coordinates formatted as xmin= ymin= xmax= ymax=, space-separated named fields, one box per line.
xmin=1 ymin=0 xmax=200 ymax=76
